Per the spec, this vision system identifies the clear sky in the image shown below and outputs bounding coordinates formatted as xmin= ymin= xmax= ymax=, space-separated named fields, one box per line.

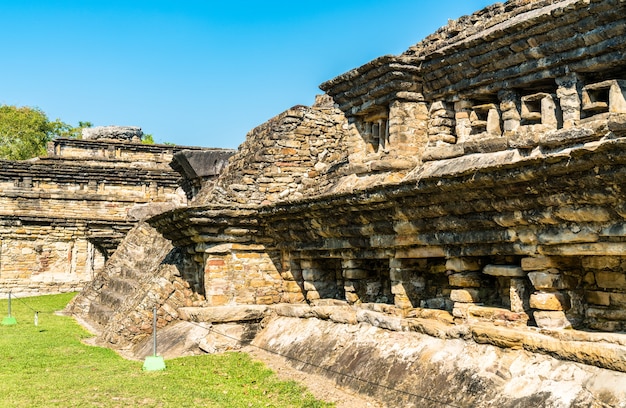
xmin=0 ymin=1 xmax=493 ymax=149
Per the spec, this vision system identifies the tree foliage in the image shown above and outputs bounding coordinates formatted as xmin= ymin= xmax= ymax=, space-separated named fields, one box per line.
xmin=0 ymin=105 xmax=53 ymax=160
xmin=141 ymin=133 xmax=155 ymax=144
xmin=0 ymin=105 xmax=91 ymax=160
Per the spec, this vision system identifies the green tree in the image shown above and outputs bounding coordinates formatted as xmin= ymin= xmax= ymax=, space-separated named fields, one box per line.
xmin=0 ymin=105 xmax=54 ymax=160
xmin=141 ymin=133 xmax=155 ymax=144
xmin=0 ymin=105 xmax=91 ymax=160
xmin=50 ymin=120 xmax=93 ymax=139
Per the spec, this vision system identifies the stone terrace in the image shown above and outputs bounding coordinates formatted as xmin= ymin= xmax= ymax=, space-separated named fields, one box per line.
xmin=69 ymin=1 xmax=626 ymax=405
xmin=0 ymin=127 xmax=234 ymax=297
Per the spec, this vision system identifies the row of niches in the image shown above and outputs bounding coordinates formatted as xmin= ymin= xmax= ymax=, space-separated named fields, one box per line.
xmin=3 ymin=177 xmax=164 ymax=197
xmin=427 ymin=78 xmax=626 ymax=151
xmin=298 ymin=254 xmax=626 ymax=332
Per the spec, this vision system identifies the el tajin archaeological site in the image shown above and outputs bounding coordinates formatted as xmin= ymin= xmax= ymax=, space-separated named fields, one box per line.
xmin=3 ymin=0 xmax=626 ymax=406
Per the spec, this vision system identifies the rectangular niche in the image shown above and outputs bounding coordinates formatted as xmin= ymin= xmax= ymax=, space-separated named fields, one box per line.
xmin=521 ymin=92 xmax=560 ymax=128
xmin=582 ymin=79 xmax=626 ymax=117
xmin=470 ymin=103 xmax=501 ymax=136
xmin=358 ymin=108 xmax=389 ymax=154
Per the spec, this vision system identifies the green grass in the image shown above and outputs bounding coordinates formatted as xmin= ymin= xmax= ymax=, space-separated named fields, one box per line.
xmin=0 ymin=293 xmax=333 ymax=407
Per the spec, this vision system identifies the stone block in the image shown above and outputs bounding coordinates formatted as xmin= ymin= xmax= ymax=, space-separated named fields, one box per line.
xmin=538 ymin=230 xmax=599 ymax=245
xmin=471 ymin=323 xmax=524 ymax=349
xmin=445 ymin=257 xmax=481 ymax=272
xmin=528 ymin=270 xmax=575 ymax=290
xmin=595 ymin=271 xmax=626 ymax=290
xmin=554 ymin=206 xmax=611 ymax=223
xmin=391 ymin=282 xmax=407 ymax=295
xmin=450 ymin=289 xmax=480 ymax=303
xmin=533 ymin=310 xmax=572 ymax=329
xmin=585 ymin=290 xmax=610 ymax=306
xmin=356 ymin=309 xmax=403 ymax=331
xmin=394 ymin=295 xmax=414 ymax=309
xmin=343 ymin=268 xmax=373 ymax=280
xmin=178 ymin=305 xmax=268 ymax=323
xmin=206 ymin=295 xmax=229 ymax=306
xmin=396 ymin=246 xmax=446 ymax=259
xmin=510 ymin=278 xmax=530 ymax=313
xmin=530 ymin=292 xmax=571 ymax=311
xmin=282 ymin=280 xmax=302 ymax=293
xmin=273 ymin=304 xmax=314 ymax=318
xmin=448 ymin=272 xmax=482 ymax=288
xmin=465 ymin=305 xmax=529 ymax=325
xmin=521 ymin=256 xmax=559 ymax=271
xmin=328 ymin=308 xmax=358 ymax=325
xmin=302 ymin=268 xmax=326 ymax=281
xmin=256 ymin=296 xmax=277 ymax=305
xmin=582 ymin=256 xmax=621 ymax=270
xmin=610 ymin=293 xmax=626 ymax=307
xmin=483 ymin=264 xmax=525 ymax=277
xmin=587 ymin=319 xmax=622 ymax=332
xmin=281 ymin=292 xmax=305 ymax=303
xmin=300 ymin=259 xmax=314 ymax=269
xmin=345 ymin=292 xmax=359 ymax=304
xmin=587 ymin=307 xmax=626 ymax=321
xmin=249 ymin=279 xmax=267 ymax=288
xmin=341 ymin=259 xmax=363 ymax=269
xmin=452 ymin=302 xmax=471 ymax=319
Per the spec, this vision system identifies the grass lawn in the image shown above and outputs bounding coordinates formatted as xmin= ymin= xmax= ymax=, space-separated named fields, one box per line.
xmin=0 ymin=293 xmax=333 ymax=407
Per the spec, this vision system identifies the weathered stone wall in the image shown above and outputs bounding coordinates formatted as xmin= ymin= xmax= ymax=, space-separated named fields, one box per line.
xmin=0 ymin=132 xmax=233 ymax=297
xmin=0 ymin=231 xmax=103 ymax=297
xmin=68 ymin=1 xmax=626 ymax=405
xmin=195 ymin=95 xmax=351 ymax=206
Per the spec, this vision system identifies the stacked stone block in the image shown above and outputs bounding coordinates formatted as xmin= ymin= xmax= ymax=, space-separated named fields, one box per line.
xmin=522 ymin=256 xmax=578 ymax=330
xmin=301 ymin=258 xmax=342 ymax=302
xmin=207 ymin=97 xmax=350 ymax=206
xmin=427 ymin=101 xmax=455 ymax=146
xmin=202 ymin=244 xmax=291 ymax=306
xmin=341 ymin=258 xmax=391 ymax=305
xmin=448 ymin=257 xmax=483 ymax=321
xmin=582 ymin=256 xmax=626 ymax=332
xmin=388 ymin=100 xmax=429 ymax=159
xmin=389 ymin=258 xmax=426 ymax=309
xmin=499 ymin=90 xmax=521 ymax=137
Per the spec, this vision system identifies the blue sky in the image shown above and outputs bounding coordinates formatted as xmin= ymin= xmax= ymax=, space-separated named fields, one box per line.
xmin=0 ymin=1 xmax=493 ymax=149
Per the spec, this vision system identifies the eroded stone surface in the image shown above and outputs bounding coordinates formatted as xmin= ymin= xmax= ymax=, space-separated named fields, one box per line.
xmin=64 ymin=0 xmax=626 ymax=404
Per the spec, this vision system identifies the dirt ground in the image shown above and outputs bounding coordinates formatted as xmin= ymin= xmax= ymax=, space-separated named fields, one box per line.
xmin=242 ymin=346 xmax=384 ymax=408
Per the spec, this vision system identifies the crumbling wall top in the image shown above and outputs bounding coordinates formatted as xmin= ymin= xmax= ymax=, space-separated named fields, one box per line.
xmin=82 ymin=125 xmax=143 ymax=142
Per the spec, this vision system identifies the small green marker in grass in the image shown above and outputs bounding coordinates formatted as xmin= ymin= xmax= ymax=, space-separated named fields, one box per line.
xmin=2 ymin=292 xmax=17 ymax=326
xmin=142 ymin=306 xmax=165 ymax=371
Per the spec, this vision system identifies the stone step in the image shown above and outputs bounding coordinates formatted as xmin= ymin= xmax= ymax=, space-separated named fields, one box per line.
xmin=98 ymin=288 xmax=126 ymax=310
xmin=107 ymin=277 xmax=139 ymax=295
xmin=87 ymin=302 xmax=114 ymax=327
xmin=118 ymin=260 xmax=161 ymax=280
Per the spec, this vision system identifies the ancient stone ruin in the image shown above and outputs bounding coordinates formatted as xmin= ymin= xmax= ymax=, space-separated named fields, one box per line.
xmin=0 ymin=126 xmax=234 ymax=296
xmin=46 ymin=0 xmax=626 ymax=405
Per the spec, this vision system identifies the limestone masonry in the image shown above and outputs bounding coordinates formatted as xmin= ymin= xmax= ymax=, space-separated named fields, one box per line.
xmin=0 ymin=126 xmax=234 ymax=296
xmin=44 ymin=0 xmax=626 ymax=405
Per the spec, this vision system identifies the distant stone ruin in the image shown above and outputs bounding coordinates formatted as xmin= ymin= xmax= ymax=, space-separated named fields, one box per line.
xmin=0 ymin=127 xmax=234 ymax=297
xmin=64 ymin=0 xmax=626 ymax=406
xmin=81 ymin=125 xmax=144 ymax=142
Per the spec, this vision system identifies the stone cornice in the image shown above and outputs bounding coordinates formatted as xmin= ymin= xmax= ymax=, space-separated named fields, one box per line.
xmin=319 ymin=55 xmax=422 ymax=117
xmin=147 ymin=204 xmax=262 ymax=248
xmin=259 ymin=136 xmax=626 ymax=257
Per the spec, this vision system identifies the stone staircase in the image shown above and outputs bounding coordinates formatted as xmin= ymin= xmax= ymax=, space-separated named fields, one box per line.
xmin=67 ymin=221 xmax=176 ymax=332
